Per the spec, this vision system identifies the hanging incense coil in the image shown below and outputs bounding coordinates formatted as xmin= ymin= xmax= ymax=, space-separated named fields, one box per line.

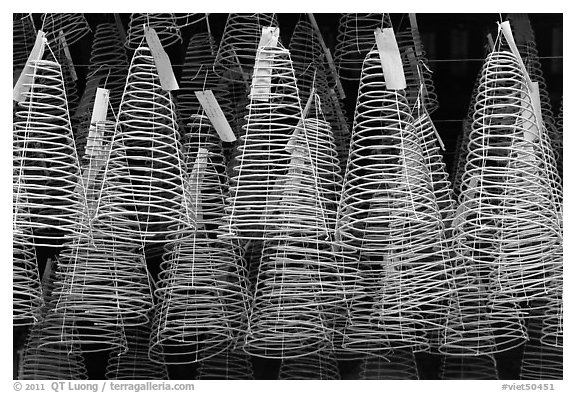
xmin=289 ymin=15 xmax=324 ymax=104
xmin=39 ymin=123 xmax=153 ymax=352
xmin=20 ymin=325 xmax=88 ymax=380
xmin=440 ymin=353 xmax=499 ymax=380
xmin=13 ymin=224 xmax=43 ymax=326
xmin=106 ymin=323 xmax=169 ymax=380
xmin=520 ymin=316 xmax=563 ymax=380
xmin=177 ymin=33 xmax=235 ymax=125
xmin=242 ymin=107 xmax=353 ymax=358
xmin=214 ymin=13 xmax=278 ymax=82
xmin=150 ymin=141 xmax=249 ymax=364
xmin=333 ymin=13 xmax=392 ymax=81
xmin=184 ymin=115 xmax=250 ymax=339
xmin=196 ymin=346 xmax=254 ymax=380
xmin=13 ymin=56 xmax=90 ymax=247
xmin=19 ymin=258 xmax=88 ymax=380
xmin=41 ymin=13 xmax=91 ymax=46
xmin=452 ymin=48 xmax=562 ymax=319
xmin=73 ymin=23 xmax=129 ymax=159
xmin=125 ymin=13 xmax=182 ymax=50
xmin=96 ymin=46 xmax=193 ymax=244
xmin=13 ymin=14 xmax=36 ymax=71
xmin=222 ymin=45 xmax=306 ymax=240
xmin=43 ymin=227 xmax=152 ymax=352
xmin=86 ymin=22 xmax=129 ymax=112
xmin=278 ymin=348 xmax=340 ymax=380
xmin=359 ymin=349 xmax=419 ymax=379
xmin=289 ymin=17 xmax=351 ymax=171
xmin=337 ymin=47 xmax=453 ymax=353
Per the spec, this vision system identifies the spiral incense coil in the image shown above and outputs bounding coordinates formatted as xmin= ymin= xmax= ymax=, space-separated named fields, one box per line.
xmin=333 ymin=13 xmax=392 ymax=81
xmin=106 ymin=323 xmax=169 ymax=380
xmin=177 ymin=33 xmax=235 ymax=124
xmin=243 ymin=242 xmax=351 ymax=359
xmin=195 ymin=346 xmax=254 ymax=380
xmin=125 ymin=13 xmax=182 ymax=51
xmin=440 ymin=353 xmax=499 ymax=380
xmin=13 ymin=58 xmax=90 ymax=247
xmin=287 ymin=21 xmax=349 ymax=169
xmin=43 ymin=234 xmax=152 ymax=352
xmin=452 ymin=49 xmax=562 ymax=317
xmin=20 ymin=260 xmax=89 ymax=380
xmin=336 ymin=48 xmax=453 ymax=352
xmin=289 ymin=15 xmax=325 ymax=104
xmin=13 ymin=14 xmax=36 ymax=70
xmin=214 ymin=13 xmax=278 ymax=81
xmin=85 ymin=22 xmax=130 ymax=113
xmin=41 ymin=13 xmax=91 ymax=46
xmin=75 ymin=23 xmax=128 ymax=155
xmin=20 ymin=325 xmax=88 ymax=380
xmin=439 ymin=260 xmax=527 ymax=356
xmin=519 ymin=316 xmax=563 ymax=380
xmin=359 ymin=349 xmax=419 ymax=380
xmin=278 ymin=348 xmax=340 ymax=380
xmin=396 ymin=30 xmax=439 ymax=114
xmin=96 ymin=46 xmax=193 ymax=244
xmin=150 ymin=148 xmax=249 ymax=364
xmin=242 ymin=119 xmax=354 ymax=358
xmin=150 ymin=224 xmax=239 ymax=364
xmin=222 ymin=45 xmax=306 ymax=240
xmin=13 ymin=225 xmax=43 ymax=326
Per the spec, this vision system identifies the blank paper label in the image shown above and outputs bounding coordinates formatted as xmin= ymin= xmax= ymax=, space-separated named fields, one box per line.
xmin=374 ymin=28 xmax=407 ymax=90
xmin=145 ymin=27 xmax=179 ymax=91
xmin=195 ymin=90 xmax=236 ymax=142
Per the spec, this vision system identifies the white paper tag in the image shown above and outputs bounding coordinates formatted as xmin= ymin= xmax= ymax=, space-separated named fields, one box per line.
xmin=408 ymin=13 xmax=423 ymax=56
xmin=145 ymin=27 xmax=179 ymax=91
xmin=307 ymin=13 xmax=346 ymax=100
xmin=74 ymin=76 xmax=103 ymax=118
xmin=194 ymin=90 xmax=237 ymax=142
xmin=257 ymin=26 xmax=280 ymax=49
xmin=114 ymin=13 xmax=127 ymax=42
xmin=374 ymin=28 xmax=407 ymax=90
xmin=251 ymin=27 xmax=280 ymax=101
xmin=13 ymin=30 xmax=47 ymax=102
xmin=90 ymin=88 xmax=109 ymax=125
xmin=499 ymin=21 xmax=531 ymax=87
xmin=58 ymin=30 xmax=77 ymax=81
